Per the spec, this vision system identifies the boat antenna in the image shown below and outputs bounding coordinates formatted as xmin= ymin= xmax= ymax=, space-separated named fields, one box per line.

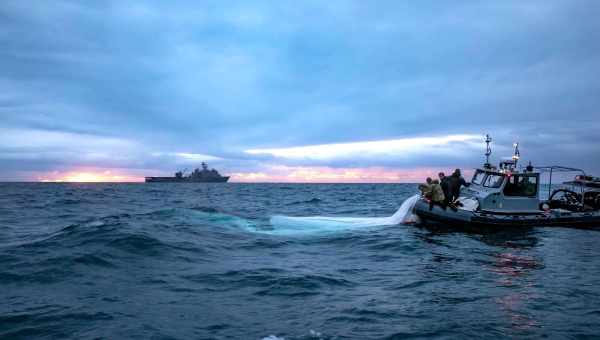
xmin=484 ymin=134 xmax=492 ymax=168
xmin=512 ymin=142 xmax=520 ymax=168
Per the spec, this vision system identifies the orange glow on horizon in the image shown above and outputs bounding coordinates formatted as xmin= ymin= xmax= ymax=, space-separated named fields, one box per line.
xmin=35 ymin=166 xmax=472 ymax=183
xmin=37 ymin=170 xmax=142 ymax=183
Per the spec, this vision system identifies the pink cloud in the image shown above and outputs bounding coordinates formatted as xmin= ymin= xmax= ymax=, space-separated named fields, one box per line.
xmin=230 ymin=166 xmax=473 ymax=183
xmin=30 ymin=166 xmax=474 ymax=183
xmin=34 ymin=168 xmax=145 ymax=182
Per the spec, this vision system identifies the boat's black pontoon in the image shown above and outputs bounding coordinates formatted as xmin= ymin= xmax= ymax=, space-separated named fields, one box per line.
xmin=414 ymin=135 xmax=600 ymax=230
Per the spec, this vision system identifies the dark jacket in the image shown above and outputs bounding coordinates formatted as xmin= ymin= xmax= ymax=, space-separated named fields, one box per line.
xmin=440 ymin=177 xmax=450 ymax=199
xmin=447 ymin=174 xmax=469 ymax=201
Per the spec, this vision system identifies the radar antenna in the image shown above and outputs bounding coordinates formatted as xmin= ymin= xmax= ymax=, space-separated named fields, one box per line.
xmin=484 ymin=134 xmax=492 ymax=168
xmin=512 ymin=142 xmax=520 ymax=168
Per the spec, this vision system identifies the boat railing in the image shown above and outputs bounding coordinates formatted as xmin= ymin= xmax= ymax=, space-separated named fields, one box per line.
xmin=535 ymin=166 xmax=587 ymax=207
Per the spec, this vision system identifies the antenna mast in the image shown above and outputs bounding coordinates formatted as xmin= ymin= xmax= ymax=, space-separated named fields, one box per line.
xmin=484 ymin=134 xmax=492 ymax=168
xmin=512 ymin=142 xmax=520 ymax=168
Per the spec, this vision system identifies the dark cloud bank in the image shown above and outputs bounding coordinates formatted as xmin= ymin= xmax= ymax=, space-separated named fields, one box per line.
xmin=1 ymin=1 xmax=599 ymax=180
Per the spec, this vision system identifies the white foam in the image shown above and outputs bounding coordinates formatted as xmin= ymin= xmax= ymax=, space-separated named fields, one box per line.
xmin=265 ymin=194 xmax=420 ymax=235
xmin=261 ymin=336 xmax=285 ymax=340
xmin=309 ymin=329 xmax=323 ymax=338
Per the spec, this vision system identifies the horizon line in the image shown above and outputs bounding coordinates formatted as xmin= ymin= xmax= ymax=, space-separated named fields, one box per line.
xmin=0 ymin=180 xmax=424 ymax=184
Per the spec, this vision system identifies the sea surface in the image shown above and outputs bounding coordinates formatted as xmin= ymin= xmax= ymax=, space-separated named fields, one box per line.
xmin=1 ymin=182 xmax=600 ymax=339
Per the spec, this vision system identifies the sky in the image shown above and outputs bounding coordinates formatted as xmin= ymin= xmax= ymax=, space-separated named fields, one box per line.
xmin=1 ymin=1 xmax=599 ymax=182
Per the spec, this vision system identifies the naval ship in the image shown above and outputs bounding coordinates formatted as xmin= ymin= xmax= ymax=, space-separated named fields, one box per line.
xmin=145 ymin=162 xmax=230 ymax=183
xmin=414 ymin=135 xmax=600 ymax=230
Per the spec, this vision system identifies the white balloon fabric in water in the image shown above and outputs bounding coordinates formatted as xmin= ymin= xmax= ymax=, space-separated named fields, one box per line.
xmin=266 ymin=194 xmax=420 ymax=235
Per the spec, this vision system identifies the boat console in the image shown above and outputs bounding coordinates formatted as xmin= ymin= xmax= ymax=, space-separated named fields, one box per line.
xmin=462 ymin=169 xmax=541 ymax=213
xmin=460 ymin=141 xmax=542 ymax=213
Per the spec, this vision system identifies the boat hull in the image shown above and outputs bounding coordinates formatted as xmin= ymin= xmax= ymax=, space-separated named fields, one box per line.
xmin=414 ymin=199 xmax=600 ymax=231
xmin=145 ymin=176 xmax=230 ymax=183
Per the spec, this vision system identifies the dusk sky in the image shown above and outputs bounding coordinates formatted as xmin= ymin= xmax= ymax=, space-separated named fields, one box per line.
xmin=1 ymin=1 xmax=599 ymax=182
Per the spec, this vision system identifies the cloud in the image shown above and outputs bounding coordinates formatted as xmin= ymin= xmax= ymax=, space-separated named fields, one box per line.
xmin=246 ymin=134 xmax=480 ymax=161
xmin=230 ymin=165 xmax=458 ymax=183
xmin=1 ymin=1 xmax=599 ymax=180
xmin=151 ymin=152 xmax=222 ymax=162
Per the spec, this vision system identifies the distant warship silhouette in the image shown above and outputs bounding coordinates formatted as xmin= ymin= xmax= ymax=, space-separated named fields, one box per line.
xmin=145 ymin=162 xmax=229 ymax=183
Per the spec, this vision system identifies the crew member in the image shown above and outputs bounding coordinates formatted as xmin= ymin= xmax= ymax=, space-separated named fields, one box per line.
xmin=429 ymin=179 xmax=446 ymax=211
xmin=418 ymin=177 xmax=433 ymax=199
xmin=447 ymin=169 xmax=470 ymax=204
xmin=439 ymin=172 xmax=457 ymax=211
xmin=438 ymin=172 xmax=450 ymax=202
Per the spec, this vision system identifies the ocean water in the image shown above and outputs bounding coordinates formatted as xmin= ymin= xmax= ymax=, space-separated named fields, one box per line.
xmin=1 ymin=182 xmax=600 ymax=339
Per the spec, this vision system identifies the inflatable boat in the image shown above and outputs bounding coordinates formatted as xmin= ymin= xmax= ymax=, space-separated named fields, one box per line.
xmin=414 ymin=136 xmax=600 ymax=231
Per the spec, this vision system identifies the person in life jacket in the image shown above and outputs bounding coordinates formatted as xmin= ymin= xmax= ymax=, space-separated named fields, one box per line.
xmin=429 ymin=179 xmax=446 ymax=211
xmin=418 ymin=177 xmax=433 ymax=199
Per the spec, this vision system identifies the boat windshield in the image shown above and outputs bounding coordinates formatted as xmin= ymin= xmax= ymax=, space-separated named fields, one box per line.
xmin=504 ymin=174 xmax=538 ymax=197
xmin=483 ymin=174 xmax=505 ymax=188
xmin=472 ymin=170 xmax=486 ymax=185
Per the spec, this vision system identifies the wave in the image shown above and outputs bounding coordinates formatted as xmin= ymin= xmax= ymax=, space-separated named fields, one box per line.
xmin=5 ymin=195 xmax=420 ymax=256
xmin=264 ymin=195 xmax=420 ymax=236
xmin=286 ymin=198 xmax=322 ymax=206
xmin=107 ymin=234 xmax=171 ymax=256
xmin=190 ymin=206 xmax=221 ymax=213
xmin=185 ymin=208 xmax=258 ymax=230
xmin=0 ymin=311 xmax=113 ymax=339
xmin=184 ymin=268 xmax=355 ymax=297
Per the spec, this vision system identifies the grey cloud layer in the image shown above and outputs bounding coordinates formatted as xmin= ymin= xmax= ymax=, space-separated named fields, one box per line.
xmin=1 ymin=0 xmax=599 ymax=179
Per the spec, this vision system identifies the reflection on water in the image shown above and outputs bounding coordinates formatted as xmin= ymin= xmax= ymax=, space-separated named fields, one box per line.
xmin=478 ymin=229 xmax=539 ymax=249
xmin=491 ymin=252 xmax=543 ymax=285
xmin=495 ymin=293 xmax=541 ymax=331
xmin=483 ymin=230 xmax=544 ymax=332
